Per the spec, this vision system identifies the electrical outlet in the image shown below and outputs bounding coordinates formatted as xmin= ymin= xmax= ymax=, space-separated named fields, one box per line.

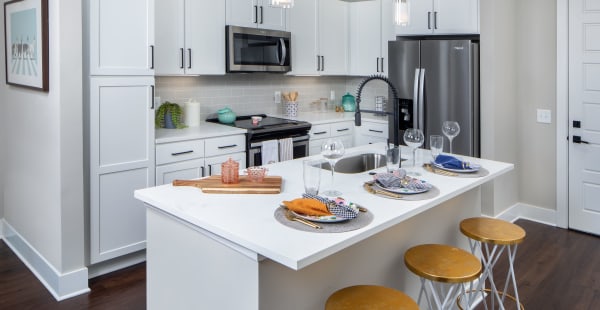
xmin=274 ymin=91 xmax=281 ymax=104
xmin=537 ymin=109 xmax=552 ymax=124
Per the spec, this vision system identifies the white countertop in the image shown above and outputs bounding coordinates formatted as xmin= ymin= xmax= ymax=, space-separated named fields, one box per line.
xmin=135 ymin=143 xmax=513 ymax=270
xmin=155 ymin=111 xmax=387 ymax=144
xmin=155 ymin=122 xmax=247 ymax=144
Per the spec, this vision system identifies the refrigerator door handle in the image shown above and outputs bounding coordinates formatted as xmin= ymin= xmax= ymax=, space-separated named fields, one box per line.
xmin=413 ymin=68 xmax=421 ymax=129
xmin=417 ymin=69 xmax=426 ymax=131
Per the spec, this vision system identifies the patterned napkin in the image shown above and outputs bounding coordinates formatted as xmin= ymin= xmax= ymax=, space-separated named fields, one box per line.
xmin=302 ymin=193 xmax=359 ymax=219
xmin=374 ymin=171 xmax=432 ymax=191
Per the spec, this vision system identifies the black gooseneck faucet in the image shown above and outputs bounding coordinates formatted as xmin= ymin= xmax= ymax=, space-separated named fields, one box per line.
xmin=354 ymin=74 xmax=401 ymax=147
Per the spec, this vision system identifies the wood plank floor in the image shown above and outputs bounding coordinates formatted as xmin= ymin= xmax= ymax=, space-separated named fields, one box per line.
xmin=0 ymin=219 xmax=598 ymax=309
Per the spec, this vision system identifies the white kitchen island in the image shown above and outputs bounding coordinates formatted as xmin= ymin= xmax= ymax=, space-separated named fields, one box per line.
xmin=134 ymin=143 xmax=513 ymax=310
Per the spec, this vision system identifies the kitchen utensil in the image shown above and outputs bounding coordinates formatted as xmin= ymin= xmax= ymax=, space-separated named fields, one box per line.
xmin=172 ymin=175 xmax=282 ymax=194
xmin=284 ymin=209 xmax=321 ymax=229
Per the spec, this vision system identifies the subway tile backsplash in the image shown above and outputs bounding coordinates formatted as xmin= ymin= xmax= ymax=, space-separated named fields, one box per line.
xmin=155 ymin=75 xmax=388 ymax=119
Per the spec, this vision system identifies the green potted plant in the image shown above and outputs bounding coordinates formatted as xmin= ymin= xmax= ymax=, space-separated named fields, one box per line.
xmin=155 ymin=101 xmax=186 ymax=129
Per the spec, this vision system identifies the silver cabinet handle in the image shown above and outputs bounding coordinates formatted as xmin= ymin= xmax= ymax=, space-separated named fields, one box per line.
xmin=171 ymin=150 xmax=193 ymax=156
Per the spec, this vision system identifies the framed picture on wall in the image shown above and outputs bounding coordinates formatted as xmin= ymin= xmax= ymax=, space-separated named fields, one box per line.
xmin=3 ymin=0 xmax=48 ymax=91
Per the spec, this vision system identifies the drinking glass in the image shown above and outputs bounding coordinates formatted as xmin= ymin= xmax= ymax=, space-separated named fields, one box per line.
xmin=442 ymin=121 xmax=460 ymax=154
xmin=320 ymin=138 xmax=345 ymax=196
xmin=429 ymin=135 xmax=444 ymax=161
xmin=303 ymin=160 xmax=321 ymax=195
xmin=386 ymin=144 xmax=401 ymax=173
xmin=403 ymin=128 xmax=424 ymax=175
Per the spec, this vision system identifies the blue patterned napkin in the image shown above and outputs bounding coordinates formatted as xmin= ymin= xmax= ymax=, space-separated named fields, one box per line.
xmin=434 ymin=154 xmax=476 ymax=170
xmin=302 ymin=193 xmax=359 ymax=219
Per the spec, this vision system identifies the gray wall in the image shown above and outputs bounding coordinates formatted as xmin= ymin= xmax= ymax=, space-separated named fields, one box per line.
xmin=0 ymin=0 xmax=85 ymax=273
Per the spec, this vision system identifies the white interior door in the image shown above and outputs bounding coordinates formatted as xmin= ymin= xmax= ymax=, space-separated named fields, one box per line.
xmin=568 ymin=0 xmax=600 ymax=235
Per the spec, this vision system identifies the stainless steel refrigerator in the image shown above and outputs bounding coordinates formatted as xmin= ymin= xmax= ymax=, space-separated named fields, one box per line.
xmin=388 ymin=37 xmax=480 ymax=157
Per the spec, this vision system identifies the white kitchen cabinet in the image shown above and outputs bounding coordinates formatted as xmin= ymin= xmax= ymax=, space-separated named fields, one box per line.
xmin=155 ymin=0 xmax=225 ymax=75
xmin=156 ymin=159 xmax=205 ymax=185
xmin=395 ymin=0 xmax=479 ymax=35
xmin=89 ymin=76 xmax=156 ymax=263
xmin=288 ymin=0 xmax=348 ymax=75
xmin=89 ymin=0 xmax=155 ymax=75
xmin=205 ymin=152 xmax=246 ymax=176
xmin=308 ymin=121 xmax=354 ymax=156
xmin=226 ymin=0 xmax=287 ymax=30
xmin=354 ymin=120 xmax=389 ymax=146
xmin=155 ymin=139 xmax=205 ymax=185
xmin=349 ymin=0 xmax=395 ymax=76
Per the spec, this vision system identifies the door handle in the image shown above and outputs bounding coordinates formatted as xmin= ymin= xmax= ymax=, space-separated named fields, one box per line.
xmin=278 ymin=38 xmax=287 ymax=65
xmin=417 ymin=68 xmax=426 ymax=130
xmin=254 ymin=5 xmax=258 ymax=23
xmin=187 ymin=48 xmax=192 ymax=69
xmin=428 ymin=12 xmax=432 ymax=30
xmin=434 ymin=11 xmax=438 ymax=29
xmin=573 ymin=136 xmax=590 ymax=144
xmin=149 ymin=45 xmax=154 ymax=69
xmin=377 ymin=57 xmax=380 ymax=72
xmin=412 ymin=68 xmax=420 ymax=128
xmin=321 ymin=56 xmax=325 ymax=71
xmin=260 ymin=6 xmax=264 ymax=24
xmin=380 ymin=57 xmax=384 ymax=73
xmin=180 ymin=48 xmax=185 ymax=69
xmin=317 ymin=55 xmax=321 ymax=71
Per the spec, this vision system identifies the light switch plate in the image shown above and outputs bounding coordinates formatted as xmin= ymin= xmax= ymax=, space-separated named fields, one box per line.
xmin=274 ymin=91 xmax=281 ymax=104
xmin=537 ymin=109 xmax=552 ymax=124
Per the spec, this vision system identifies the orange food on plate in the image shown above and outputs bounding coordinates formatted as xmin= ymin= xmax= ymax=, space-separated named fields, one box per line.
xmin=282 ymin=198 xmax=332 ymax=216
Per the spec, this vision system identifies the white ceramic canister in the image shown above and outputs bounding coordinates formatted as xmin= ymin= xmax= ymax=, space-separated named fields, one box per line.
xmin=184 ymin=99 xmax=201 ymax=127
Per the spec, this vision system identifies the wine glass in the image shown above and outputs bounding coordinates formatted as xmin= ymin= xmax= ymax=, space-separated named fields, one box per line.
xmin=320 ymin=138 xmax=345 ymax=197
xmin=442 ymin=121 xmax=460 ymax=154
xmin=403 ymin=128 xmax=424 ymax=175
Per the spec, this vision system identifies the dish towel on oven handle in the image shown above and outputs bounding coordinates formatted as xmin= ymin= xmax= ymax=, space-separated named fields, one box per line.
xmin=279 ymin=137 xmax=294 ymax=162
xmin=261 ymin=140 xmax=279 ymax=164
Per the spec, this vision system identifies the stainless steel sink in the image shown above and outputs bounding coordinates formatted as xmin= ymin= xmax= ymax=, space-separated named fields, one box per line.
xmin=320 ymin=153 xmax=388 ymax=174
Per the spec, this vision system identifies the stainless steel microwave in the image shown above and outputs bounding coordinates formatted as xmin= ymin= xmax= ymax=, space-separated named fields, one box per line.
xmin=226 ymin=25 xmax=291 ymax=73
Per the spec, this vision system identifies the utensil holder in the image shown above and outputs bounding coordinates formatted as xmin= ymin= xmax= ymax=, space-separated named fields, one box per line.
xmin=284 ymin=101 xmax=298 ymax=117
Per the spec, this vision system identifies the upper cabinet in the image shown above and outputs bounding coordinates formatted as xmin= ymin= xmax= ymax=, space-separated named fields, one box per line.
xmin=395 ymin=0 xmax=479 ymax=35
xmin=288 ymin=0 xmax=348 ymax=75
xmin=155 ymin=0 xmax=225 ymax=75
xmin=89 ymin=0 xmax=155 ymax=75
xmin=226 ymin=0 xmax=287 ymax=31
xmin=349 ymin=0 xmax=395 ymax=76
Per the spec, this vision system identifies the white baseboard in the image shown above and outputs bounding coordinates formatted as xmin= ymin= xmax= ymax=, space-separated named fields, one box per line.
xmin=88 ymin=250 xmax=146 ymax=279
xmin=1 ymin=219 xmax=90 ymax=301
xmin=495 ymin=203 xmax=558 ymax=226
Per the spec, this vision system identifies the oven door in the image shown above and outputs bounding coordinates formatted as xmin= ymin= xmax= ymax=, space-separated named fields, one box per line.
xmin=248 ymin=135 xmax=309 ymax=167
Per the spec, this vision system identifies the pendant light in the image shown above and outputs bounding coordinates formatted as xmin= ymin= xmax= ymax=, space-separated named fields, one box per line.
xmin=270 ymin=0 xmax=294 ymax=9
xmin=395 ymin=0 xmax=409 ymax=26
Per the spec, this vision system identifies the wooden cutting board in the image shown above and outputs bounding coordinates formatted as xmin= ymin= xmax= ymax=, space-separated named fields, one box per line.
xmin=172 ymin=176 xmax=282 ymax=194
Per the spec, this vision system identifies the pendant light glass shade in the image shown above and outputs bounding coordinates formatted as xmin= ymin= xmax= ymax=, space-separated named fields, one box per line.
xmin=270 ymin=0 xmax=294 ymax=9
xmin=394 ymin=0 xmax=409 ymax=26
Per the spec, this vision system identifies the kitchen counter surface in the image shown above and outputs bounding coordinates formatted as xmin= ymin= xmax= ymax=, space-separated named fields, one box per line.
xmin=155 ymin=122 xmax=247 ymax=144
xmin=135 ymin=143 xmax=512 ymax=270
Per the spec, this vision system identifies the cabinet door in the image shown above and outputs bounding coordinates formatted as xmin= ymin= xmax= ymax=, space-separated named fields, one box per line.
xmin=205 ymin=152 xmax=246 ymax=176
xmin=434 ymin=0 xmax=479 ymax=34
xmin=395 ymin=0 xmax=433 ymax=35
xmin=257 ymin=0 xmax=287 ymax=31
xmin=288 ymin=0 xmax=318 ymax=75
xmin=185 ymin=0 xmax=226 ymax=74
xmin=318 ymin=0 xmax=348 ymax=75
xmin=156 ymin=159 xmax=205 ymax=186
xmin=380 ymin=0 xmax=396 ymax=74
xmin=226 ymin=0 xmax=259 ymax=28
xmin=349 ymin=0 xmax=381 ymax=76
xmin=90 ymin=76 xmax=156 ymax=263
xmin=89 ymin=0 xmax=155 ymax=75
xmin=155 ymin=0 xmax=185 ymax=75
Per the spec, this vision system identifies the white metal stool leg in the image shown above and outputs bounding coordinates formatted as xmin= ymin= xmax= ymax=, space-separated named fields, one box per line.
xmin=418 ymin=279 xmax=474 ymax=310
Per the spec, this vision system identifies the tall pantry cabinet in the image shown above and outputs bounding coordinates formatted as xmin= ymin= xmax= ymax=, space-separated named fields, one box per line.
xmin=85 ymin=0 xmax=155 ymax=264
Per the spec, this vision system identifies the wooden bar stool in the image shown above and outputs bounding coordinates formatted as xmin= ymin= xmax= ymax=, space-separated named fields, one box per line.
xmin=325 ymin=285 xmax=419 ymax=310
xmin=460 ymin=217 xmax=526 ymax=310
xmin=404 ymin=244 xmax=482 ymax=310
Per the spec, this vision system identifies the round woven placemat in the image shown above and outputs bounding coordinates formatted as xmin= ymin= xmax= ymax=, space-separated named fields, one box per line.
xmin=274 ymin=207 xmax=374 ymax=233
xmin=365 ymin=183 xmax=441 ymax=201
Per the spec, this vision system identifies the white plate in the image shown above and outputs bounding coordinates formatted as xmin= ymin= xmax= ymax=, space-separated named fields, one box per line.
xmin=432 ymin=161 xmax=480 ymax=173
xmin=373 ymin=182 xmax=430 ymax=195
xmin=291 ymin=210 xmax=350 ymax=223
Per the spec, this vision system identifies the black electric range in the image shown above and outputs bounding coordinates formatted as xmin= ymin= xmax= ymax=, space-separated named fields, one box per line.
xmin=206 ymin=114 xmax=312 ymax=166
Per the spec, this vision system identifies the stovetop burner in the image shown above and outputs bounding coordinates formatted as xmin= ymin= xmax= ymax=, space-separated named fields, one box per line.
xmin=206 ymin=114 xmax=311 ymax=136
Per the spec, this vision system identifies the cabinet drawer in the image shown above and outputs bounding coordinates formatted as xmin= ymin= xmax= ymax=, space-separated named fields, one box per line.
xmin=156 ymin=140 xmax=205 ymax=165
xmin=309 ymin=124 xmax=331 ymax=138
xmin=205 ymin=135 xmax=246 ymax=157
xmin=331 ymin=122 xmax=354 ymax=137
xmin=361 ymin=122 xmax=388 ymax=139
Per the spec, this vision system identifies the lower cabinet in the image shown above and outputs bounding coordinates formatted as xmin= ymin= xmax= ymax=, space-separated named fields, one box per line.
xmin=205 ymin=152 xmax=246 ymax=176
xmin=354 ymin=120 xmax=389 ymax=146
xmin=309 ymin=121 xmax=354 ymax=156
xmin=156 ymin=158 xmax=205 ymax=185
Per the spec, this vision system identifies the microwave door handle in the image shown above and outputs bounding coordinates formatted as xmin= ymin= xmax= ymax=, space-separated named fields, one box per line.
xmin=278 ymin=38 xmax=287 ymax=66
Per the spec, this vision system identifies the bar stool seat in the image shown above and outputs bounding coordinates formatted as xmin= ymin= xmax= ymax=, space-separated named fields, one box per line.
xmin=460 ymin=217 xmax=526 ymax=310
xmin=405 ymin=244 xmax=482 ymax=309
xmin=325 ymin=285 xmax=419 ymax=310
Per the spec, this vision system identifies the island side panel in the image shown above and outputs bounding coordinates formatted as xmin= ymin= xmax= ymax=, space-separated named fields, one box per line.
xmin=258 ymin=188 xmax=481 ymax=310
xmin=146 ymin=208 xmax=260 ymax=310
